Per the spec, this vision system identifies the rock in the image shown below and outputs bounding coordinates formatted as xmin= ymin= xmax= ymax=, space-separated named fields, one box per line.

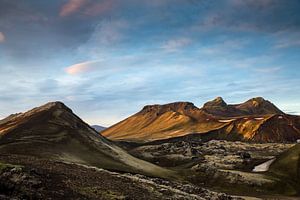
xmin=238 ymin=152 xmax=251 ymax=159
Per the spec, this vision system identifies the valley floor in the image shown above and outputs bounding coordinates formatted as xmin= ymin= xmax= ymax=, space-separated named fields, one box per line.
xmin=127 ymin=140 xmax=300 ymax=199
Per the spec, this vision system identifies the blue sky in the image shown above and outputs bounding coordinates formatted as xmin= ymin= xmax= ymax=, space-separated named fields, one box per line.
xmin=0 ymin=0 xmax=300 ymax=126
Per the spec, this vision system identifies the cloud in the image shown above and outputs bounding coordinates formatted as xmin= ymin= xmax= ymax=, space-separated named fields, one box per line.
xmin=254 ymin=67 xmax=281 ymax=73
xmin=193 ymin=0 xmax=300 ymax=34
xmin=0 ymin=32 xmax=5 ymax=43
xmin=275 ymin=40 xmax=300 ymax=49
xmin=161 ymin=38 xmax=191 ymax=52
xmin=199 ymin=38 xmax=249 ymax=55
xmin=59 ymin=0 xmax=116 ymax=17
xmin=230 ymin=0 xmax=277 ymax=9
xmin=59 ymin=0 xmax=88 ymax=17
xmin=91 ymin=20 xmax=128 ymax=45
xmin=65 ymin=61 xmax=99 ymax=75
xmin=83 ymin=0 xmax=115 ymax=16
xmin=77 ymin=19 xmax=128 ymax=58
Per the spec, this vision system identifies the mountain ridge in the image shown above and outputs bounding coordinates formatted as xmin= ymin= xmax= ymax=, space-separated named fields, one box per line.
xmin=101 ymin=97 xmax=300 ymax=142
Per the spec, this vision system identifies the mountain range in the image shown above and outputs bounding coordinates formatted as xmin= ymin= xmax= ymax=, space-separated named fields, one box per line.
xmin=0 ymin=98 xmax=300 ymax=199
xmin=101 ymin=97 xmax=300 ymax=142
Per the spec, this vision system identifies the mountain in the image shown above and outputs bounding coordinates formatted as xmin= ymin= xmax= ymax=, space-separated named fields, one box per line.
xmin=92 ymin=125 xmax=106 ymax=132
xmin=101 ymin=102 xmax=225 ymax=141
xmin=0 ymin=102 xmax=173 ymax=178
xmin=202 ymin=97 xmax=284 ymax=117
xmin=101 ymin=97 xmax=300 ymax=142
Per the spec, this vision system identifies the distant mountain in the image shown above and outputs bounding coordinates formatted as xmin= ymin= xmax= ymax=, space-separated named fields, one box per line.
xmin=101 ymin=97 xmax=300 ymax=143
xmin=202 ymin=97 xmax=284 ymax=117
xmin=0 ymin=102 xmax=173 ymax=178
xmin=92 ymin=125 xmax=106 ymax=132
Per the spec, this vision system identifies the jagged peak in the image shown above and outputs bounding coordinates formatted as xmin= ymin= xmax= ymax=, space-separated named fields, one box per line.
xmin=203 ymin=97 xmax=227 ymax=108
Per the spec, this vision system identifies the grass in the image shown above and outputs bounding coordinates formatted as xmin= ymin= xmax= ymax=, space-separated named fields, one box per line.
xmin=267 ymin=144 xmax=300 ymax=195
xmin=0 ymin=162 xmax=23 ymax=172
xmin=269 ymin=144 xmax=300 ymax=180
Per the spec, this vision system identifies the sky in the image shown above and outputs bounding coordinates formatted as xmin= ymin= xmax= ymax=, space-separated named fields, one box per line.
xmin=0 ymin=0 xmax=300 ymax=126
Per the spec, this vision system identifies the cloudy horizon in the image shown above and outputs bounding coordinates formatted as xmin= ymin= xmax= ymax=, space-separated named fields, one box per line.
xmin=1 ymin=0 xmax=300 ymax=126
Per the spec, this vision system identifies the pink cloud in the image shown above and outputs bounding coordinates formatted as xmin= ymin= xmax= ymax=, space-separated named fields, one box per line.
xmin=0 ymin=32 xmax=5 ymax=43
xmin=65 ymin=61 xmax=97 ymax=75
xmin=59 ymin=0 xmax=88 ymax=17
xmin=60 ymin=0 xmax=116 ymax=17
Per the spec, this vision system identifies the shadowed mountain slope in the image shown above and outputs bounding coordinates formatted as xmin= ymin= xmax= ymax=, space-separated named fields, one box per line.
xmin=268 ymin=144 xmax=300 ymax=195
xmin=0 ymin=102 xmax=174 ymax=178
xmin=101 ymin=97 xmax=300 ymax=143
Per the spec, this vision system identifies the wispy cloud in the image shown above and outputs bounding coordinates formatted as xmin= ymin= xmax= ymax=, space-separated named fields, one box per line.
xmin=65 ymin=61 xmax=99 ymax=75
xmin=161 ymin=38 xmax=191 ymax=52
xmin=199 ymin=38 xmax=249 ymax=55
xmin=274 ymin=38 xmax=300 ymax=49
xmin=230 ymin=0 xmax=277 ymax=9
xmin=60 ymin=0 xmax=88 ymax=17
xmin=0 ymin=32 xmax=5 ymax=43
xmin=254 ymin=66 xmax=281 ymax=73
xmin=59 ymin=0 xmax=115 ymax=17
xmin=77 ymin=19 xmax=128 ymax=58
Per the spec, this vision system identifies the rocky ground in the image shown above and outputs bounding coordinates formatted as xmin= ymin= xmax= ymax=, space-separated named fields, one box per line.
xmin=0 ymin=154 xmax=240 ymax=200
xmin=129 ymin=140 xmax=294 ymax=169
xmin=128 ymin=140 xmax=297 ymax=198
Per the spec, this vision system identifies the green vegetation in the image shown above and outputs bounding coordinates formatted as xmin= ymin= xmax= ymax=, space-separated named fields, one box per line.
xmin=0 ymin=162 xmax=23 ymax=172
xmin=268 ymin=144 xmax=300 ymax=195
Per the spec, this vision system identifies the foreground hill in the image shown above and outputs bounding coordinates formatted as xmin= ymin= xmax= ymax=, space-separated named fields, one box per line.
xmin=0 ymin=102 xmax=173 ymax=178
xmin=101 ymin=97 xmax=300 ymax=142
xmin=269 ymin=144 xmax=300 ymax=194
